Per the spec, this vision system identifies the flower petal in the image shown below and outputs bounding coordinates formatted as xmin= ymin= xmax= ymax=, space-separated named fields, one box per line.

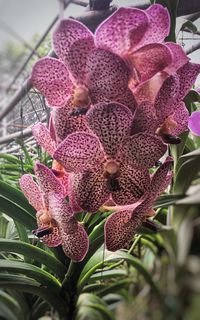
xmin=171 ymin=102 xmax=189 ymax=136
xmin=139 ymin=4 xmax=170 ymax=47
xmin=86 ymin=48 xmax=130 ymax=103
xmin=34 ymin=162 xmax=65 ymax=201
xmin=131 ymin=43 xmax=172 ymax=84
xmin=86 ymin=102 xmax=133 ymax=158
xmin=154 ymin=73 xmax=180 ymax=117
xmin=165 ymin=42 xmax=189 ymax=74
xmin=53 ymin=99 xmax=89 ymax=142
xmin=112 ymin=163 xmax=150 ymax=205
xmin=188 ymin=111 xmax=200 ymax=136
xmin=61 ymin=223 xmax=89 ymax=261
xmin=32 ymin=123 xmax=56 ymax=157
xmin=19 ymin=174 xmax=44 ymax=211
xmin=176 ymin=62 xmax=200 ymax=102
xmin=36 ymin=212 xmax=62 ymax=247
xmin=70 ymin=170 xmax=110 ymax=213
xmin=54 ymin=132 xmax=105 ymax=173
xmin=131 ymin=102 xmax=158 ymax=135
xmin=121 ymin=133 xmax=167 ymax=169
xmin=31 ymin=57 xmax=72 ymax=107
xmin=95 ymin=7 xmax=149 ymax=56
xmin=52 ymin=19 xmax=95 ymax=83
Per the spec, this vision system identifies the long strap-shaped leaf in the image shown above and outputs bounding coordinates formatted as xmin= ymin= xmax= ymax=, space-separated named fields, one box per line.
xmin=77 ymin=250 xmax=165 ymax=309
xmin=0 ymin=196 xmax=36 ymax=230
xmin=0 ymin=260 xmax=61 ymax=293
xmin=0 ymin=180 xmax=35 ymax=216
xmin=0 ymin=275 xmax=68 ymax=319
xmin=0 ymin=239 xmax=67 ymax=280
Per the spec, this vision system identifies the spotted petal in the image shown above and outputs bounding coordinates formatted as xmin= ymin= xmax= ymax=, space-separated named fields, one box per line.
xmin=121 ymin=133 xmax=167 ymax=169
xmin=53 ymin=19 xmax=95 ymax=83
xmin=70 ymin=169 xmax=110 ymax=213
xmin=34 ymin=162 xmax=65 ymax=201
xmin=188 ymin=111 xmax=200 ymax=136
xmin=54 ymin=132 xmax=105 ymax=173
xmin=112 ymin=164 xmax=150 ymax=205
xmin=137 ymin=4 xmax=170 ymax=48
xmin=165 ymin=42 xmax=189 ymax=74
xmin=169 ymin=102 xmax=189 ymax=136
xmin=19 ymin=174 xmax=44 ymax=212
xmin=53 ymin=99 xmax=89 ymax=143
xmin=48 ymin=194 xmax=89 ymax=261
xmin=131 ymin=43 xmax=172 ymax=84
xmin=95 ymin=7 xmax=149 ymax=56
xmin=85 ymin=48 xmax=131 ymax=103
xmin=86 ymin=102 xmax=133 ymax=158
xmin=32 ymin=123 xmax=56 ymax=157
xmin=31 ymin=57 xmax=73 ymax=107
xmin=36 ymin=212 xmax=62 ymax=247
xmin=131 ymin=102 xmax=158 ymax=135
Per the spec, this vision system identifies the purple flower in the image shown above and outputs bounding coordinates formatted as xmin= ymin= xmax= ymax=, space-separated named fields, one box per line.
xmin=104 ymin=157 xmax=172 ymax=251
xmin=132 ymin=48 xmax=200 ymax=143
xmin=188 ymin=111 xmax=200 ymax=136
xmin=19 ymin=162 xmax=89 ymax=261
xmin=53 ymin=102 xmax=167 ymax=213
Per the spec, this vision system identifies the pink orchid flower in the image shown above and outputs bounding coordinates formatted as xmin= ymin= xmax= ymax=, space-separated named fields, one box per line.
xmin=31 ymin=4 xmax=175 ymax=136
xmin=53 ymin=102 xmax=167 ymax=213
xmin=188 ymin=110 xmax=200 ymax=136
xmin=19 ymin=162 xmax=89 ymax=262
xmin=105 ymin=157 xmax=172 ymax=251
xmin=132 ymin=48 xmax=200 ymax=143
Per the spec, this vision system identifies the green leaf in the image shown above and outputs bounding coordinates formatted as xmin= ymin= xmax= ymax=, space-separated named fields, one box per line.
xmin=0 ymin=239 xmax=67 ymax=280
xmin=180 ymin=20 xmax=197 ymax=34
xmin=77 ymin=250 xmax=165 ymax=309
xmin=0 ymin=275 xmax=68 ymax=319
xmin=0 ymin=153 xmax=20 ymax=164
xmin=0 ymin=180 xmax=35 ymax=216
xmin=0 ymin=290 xmax=23 ymax=320
xmin=0 ymin=196 xmax=36 ymax=230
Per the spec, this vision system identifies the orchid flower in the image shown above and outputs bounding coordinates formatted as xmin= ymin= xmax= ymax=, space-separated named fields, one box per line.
xmin=132 ymin=48 xmax=200 ymax=143
xmin=31 ymin=4 xmax=176 ymax=136
xmin=188 ymin=110 xmax=200 ymax=136
xmin=104 ymin=157 xmax=173 ymax=251
xmin=53 ymin=102 xmax=167 ymax=213
xmin=19 ymin=162 xmax=89 ymax=261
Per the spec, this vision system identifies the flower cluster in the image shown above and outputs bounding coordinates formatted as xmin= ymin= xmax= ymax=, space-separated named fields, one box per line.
xmin=20 ymin=4 xmax=200 ymax=261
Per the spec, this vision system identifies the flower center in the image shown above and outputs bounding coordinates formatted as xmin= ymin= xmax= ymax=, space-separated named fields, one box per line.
xmin=104 ymin=160 xmax=120 ymax=175
xmin=104 ymin=160 xmax=121 ymax=192
xmin=156 ymin=116 xmax=181 ymax=144
xmin=71 ymin=85 xmax=91 ymax=114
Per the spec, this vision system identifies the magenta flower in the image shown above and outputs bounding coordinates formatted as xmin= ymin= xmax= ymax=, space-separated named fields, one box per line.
xmin=132 ymin=51 xmax=200 ymax=143
xmin=31 ymin=4 xmax=175 ymax=137
xmin=53 ymin=102 xmax=167 ymax=213
xmin=188 ymin=111 xmax=200 ymax=136
xmin=19 ymin=162 xmax=89 ymax=261
xmin=105 ymin=157 xmax=172 ymax=251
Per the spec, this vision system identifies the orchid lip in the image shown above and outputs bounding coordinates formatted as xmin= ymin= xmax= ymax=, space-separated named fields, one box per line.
xmin=32 ymin=226 xmax=53 ymax=237
xmin=161 ymin=133 xmax=181 ymax=144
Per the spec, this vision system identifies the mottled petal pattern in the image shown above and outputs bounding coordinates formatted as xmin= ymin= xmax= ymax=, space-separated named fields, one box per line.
xmin=86 ymin=48 xmax=131 ymax=103
xmin=53 ymin=19 xmax=95 ymax=82
xmin=54 ymin=132 xmax=105 ymax=173
xmin=139 ymin=4 xmax=170 ymax=48
xmin=121 ymin=133 xmax=167 ymax=168
xmin=32 ymin=123 xmax=56 ymax=157
xmin=188 ymin=111 xmax=200 ymax=136
xmin=171 ymin=102 xmax=189 ymax=136
xmin=19 ymin=174 xmax=44 ymax=211
xmin=131 ymin=103 xmax=158 ymax=135
xmin=112 ymin=164 xmax=150 ymax=205
xmin=71 ymin=169 xmax=110 ymax=213
xmin=31 ymin=57 xmax=72 ymax=107
xmin=165 ymin=42 xmax=189 ymax=73
xmin=53 ymin=99 xmax=89 ymax=142
xmin=34 ymin=162 xmax=65 ymax=199
xmin=95 ymin=7 xmax=149 ymax=56
xmin=36 ymin=212 xmax=62 ymax=247
xmin=86 ymin=102 xmax=133 ymax=157
xmin=105 ymin=210 xmax=140 ymax=251
xmin=131 ymin=43 xmax=172 ymax=83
